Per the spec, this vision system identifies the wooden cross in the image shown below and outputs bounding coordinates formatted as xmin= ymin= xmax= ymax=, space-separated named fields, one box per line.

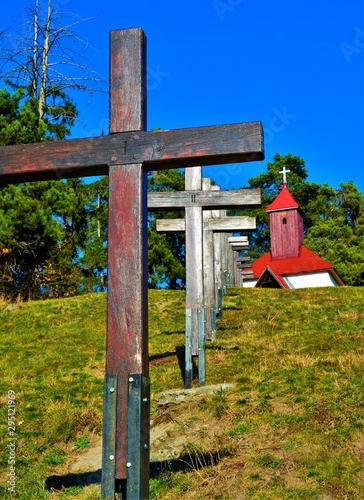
xmin=0 ymin=28 xmax=264 ymax=498
xmin=229 ymin=237 xmax=249 ymax=285
xmin=279 ymin=166 xmax=290 ymax=183
xmin=153 ymin=173 xmax=259 ymax=348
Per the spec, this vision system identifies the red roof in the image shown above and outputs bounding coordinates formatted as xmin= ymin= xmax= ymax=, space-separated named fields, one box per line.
xmin=266 ymin=183 xmax=300 ymax=212
xmin=247 ymin=245 xmax=338 ymax=289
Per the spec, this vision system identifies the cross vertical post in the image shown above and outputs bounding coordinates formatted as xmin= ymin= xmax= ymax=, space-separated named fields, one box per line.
xmin=185 ymin=167 xmax=205 ymax=388
xmin=102 ymin=28 xmax=149 ymax=498
xmin=202 ymin=178 xmax=216 ymax=340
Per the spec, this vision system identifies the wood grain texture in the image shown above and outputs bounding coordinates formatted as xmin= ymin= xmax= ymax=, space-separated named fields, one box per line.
xmin=110 ymin=28 xmax=146 ymax=133
xmin=202 ymin=178 xmax=215 ymax=340
xmin=203 ymin=216 xmax=256 ymax=231
xmin=229 ymin=242 xmax=249 ymax=247
xmin=148 ymin=189 xmax=261 ymax=210
xmin=185 ymin=168 xmax=203 ymax=356
xmin=106 ymin=27 xmax=148 ymax=483
xmin=0 ymin=124 xmax=263 ymax=184
xmin=156 ymin=216 xmax=256 ymax=232
xmin=228 ymin=236 xmax=249 ymax=243
xmin=106 ymin=164 xmax=148 ymax=478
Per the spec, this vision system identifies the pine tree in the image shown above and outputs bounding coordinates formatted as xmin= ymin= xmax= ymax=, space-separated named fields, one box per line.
xmin=233 ymin=153 xmax=364 ymax=286
xmin=148 ymin=169 xmax=186 ymax=289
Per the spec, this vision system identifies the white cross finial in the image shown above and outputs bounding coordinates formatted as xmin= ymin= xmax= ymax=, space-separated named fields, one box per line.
xmin=279 ymin=166 xmax=290 ymax=184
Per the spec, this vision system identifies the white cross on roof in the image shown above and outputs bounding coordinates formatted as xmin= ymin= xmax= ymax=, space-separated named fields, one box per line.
xmin=279 ymin=166 xmax=291 ymax=183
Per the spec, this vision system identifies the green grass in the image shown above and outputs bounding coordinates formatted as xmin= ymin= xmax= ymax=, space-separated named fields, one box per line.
xmin=0 ymin=287 xmax=363 ymax=498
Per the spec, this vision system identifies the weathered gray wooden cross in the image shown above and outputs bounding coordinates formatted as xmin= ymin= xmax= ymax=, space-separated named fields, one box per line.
xmin=149 ymin=168 xmax=260 ymax=388
xmin=152 ymin=171 xmax=260 ymax=384
xmin=0 ymin=28 xmax=264 ymax=498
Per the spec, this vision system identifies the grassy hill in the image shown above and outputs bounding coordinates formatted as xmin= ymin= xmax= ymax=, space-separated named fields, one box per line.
xmin=0 ymin=287 xmax=363 ymax=499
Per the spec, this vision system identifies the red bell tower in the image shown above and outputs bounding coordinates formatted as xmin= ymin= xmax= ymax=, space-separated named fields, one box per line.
xmin=266 ymin=167 xmax=304 ymax=260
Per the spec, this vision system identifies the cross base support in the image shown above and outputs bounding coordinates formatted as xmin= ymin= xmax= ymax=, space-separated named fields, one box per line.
xmin=185 ymin=308 xmax=206 ymax=389
xmin=126 ymin=374 xmax=150 ymax=500
xmin=198 ymin=308 xmax=206 ymax=386
xmin=211 ymin=304 xmax=217 ymax=341
xmin=101 ymin=375 xmax=118 ymax=499
xmin=217 ymin=287 xmax=224 ymax=320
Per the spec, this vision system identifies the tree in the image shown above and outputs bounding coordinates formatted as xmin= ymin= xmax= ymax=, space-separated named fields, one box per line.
xmin=305 ymin=181 xmax=364 ymax=286
xmin=80 ymin=176 xmax=108 ymax=292
xmin=0 ymin=0 xmax=106 ymax=139
xmin=233 ymin=153 xmax=364 ymax=286
xmin=148 ymin=169 xmax=186 ymax=289
xmin=0 ymin=87 xmax=47 ymax=144
xmin=0 ymin=2 xmax=109 ymax=299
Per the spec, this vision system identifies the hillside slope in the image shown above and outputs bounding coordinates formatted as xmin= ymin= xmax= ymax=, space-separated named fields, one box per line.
xmin=0 ymin=287 xmax=363 ymax=499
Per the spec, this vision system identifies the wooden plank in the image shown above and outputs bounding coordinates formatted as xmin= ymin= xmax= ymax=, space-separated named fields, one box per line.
xmin=203 ymin=216 xmax=256 ymax=231
xmin=106 ymin=164 xmax=148 ymax=480
xmin=229 ymin=241 xmax=249 ymax=247
xmin=233 ymin=249 xmax=241 ymax=286
xmin=110 ymin=29 xmax=146 ymax=133
xmin=156 ymin=219 xmax=186 ymax=232
xmin=105 ymin=28 xmax=148 ymax=483
xmin=227 ymin=233 xmax=234 ymax=285
xmin=202 ymin=178 xmax=215 ymax=341
xmin=0 ymin=123 xmax=264 ymax=184
xmin=236 ymin=256 xmax=251 ymax=263
xmin=148 ymin=189 xmax=260 ymax=210
xmin=185 ymin=167 xmax=203 ymax=359
xmin=229 ymin=245 xmax=249 ymax=250
xmin=156 ymin=215 xmax=256 ymax=232
xmin=228 ymin=236 xmax=249 ymax=243
xmin=211 ymin=187 xmax=223 ymax=314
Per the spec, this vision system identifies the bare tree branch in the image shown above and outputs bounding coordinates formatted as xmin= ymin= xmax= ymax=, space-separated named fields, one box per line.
xmin=0 ymin=0 xmax=108 ymax=123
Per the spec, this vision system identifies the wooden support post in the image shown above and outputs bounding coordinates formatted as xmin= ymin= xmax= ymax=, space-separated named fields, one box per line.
xmin=212 ymin=187 xmax=223 ymax=326
xmin=185 ymin=167 xmax=204 ymax=387
xmin=103 ymin=29 xmax=149 ymax=496
xmin=202 ymin=178 xmax=216 ymax=340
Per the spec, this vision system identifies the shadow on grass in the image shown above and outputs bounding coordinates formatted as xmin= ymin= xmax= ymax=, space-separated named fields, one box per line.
xmin=46 ymin=450 xmax=225 ymax=490
xmin=176 ymin=345 xmax=198 ymax=386
xmin=149 ymin=346 xmax=198 ymax=386
xmin=150 ymin=449 xmax=224 ymax=478
xmin=149 ymin=350 xmax=176 ymax=362
xmin=46 ymin=469 xmax=101 ymax=490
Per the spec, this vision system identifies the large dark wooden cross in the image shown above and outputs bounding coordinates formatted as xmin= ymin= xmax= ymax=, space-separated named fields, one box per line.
xmin=0 ymin=28 xmax=264 ymax=498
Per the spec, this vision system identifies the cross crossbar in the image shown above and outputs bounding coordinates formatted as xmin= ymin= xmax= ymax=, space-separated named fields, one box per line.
xmin=0 ymin=124 xmax=263 ymax=184
xmin=148 ymin=188 xmax=261 ymax=210
xmin=156 ymin=215 xmax=256 ymax=232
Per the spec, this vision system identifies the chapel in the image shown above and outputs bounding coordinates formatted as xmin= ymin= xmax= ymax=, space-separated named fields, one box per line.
xmin=242 ymin=168 xmax=345 ymax=289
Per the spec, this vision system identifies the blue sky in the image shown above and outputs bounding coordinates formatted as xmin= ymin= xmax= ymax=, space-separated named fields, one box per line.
xmin=2 ymin=1 xmax=364 ymax=191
